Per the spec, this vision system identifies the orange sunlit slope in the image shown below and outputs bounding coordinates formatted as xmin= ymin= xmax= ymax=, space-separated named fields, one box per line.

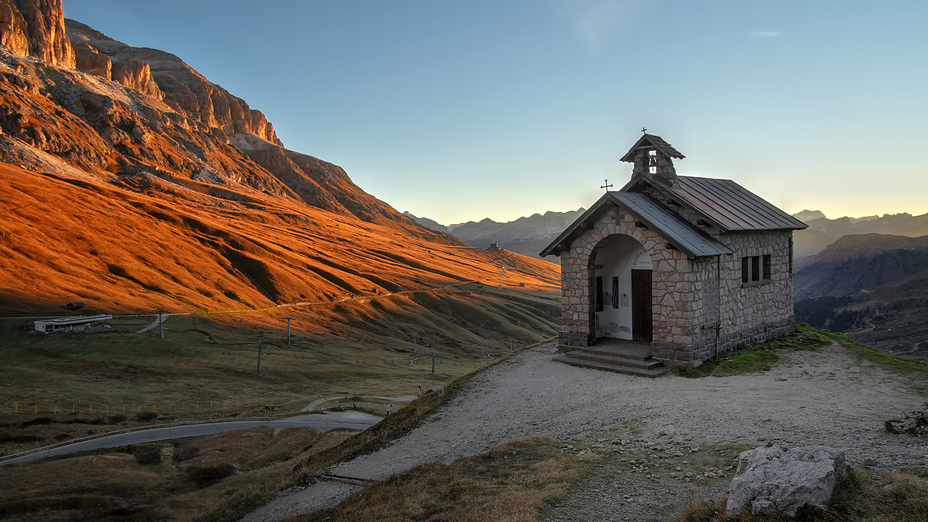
xmin=0 ymin=164 xmax=559 ymax=315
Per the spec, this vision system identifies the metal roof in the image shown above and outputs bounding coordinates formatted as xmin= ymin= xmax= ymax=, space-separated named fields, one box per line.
xmin=669 ymin=177 xmax=808 ymax=231
xmin=619 ymin=134 xmax=685 ymax=162
xmin=540 ymin=192 xmax=732 ymax=259
xmin=34 ymin=314 xmax=113 ymax=326
xmin=611 ymin=192 xmax=732 ymax=258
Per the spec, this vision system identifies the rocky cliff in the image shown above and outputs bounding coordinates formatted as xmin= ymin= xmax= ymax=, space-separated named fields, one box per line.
xmin=0 ymin=0 xmax=73 ymax=68
xmin=0 ymin=0 xmax=549 ymax=315
xmin=0 ymin=0 xmax=446 ymax=234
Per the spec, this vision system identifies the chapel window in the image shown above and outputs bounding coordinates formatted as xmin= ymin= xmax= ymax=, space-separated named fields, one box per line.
xmin=742 ymin=254 xmax=772 ymax=285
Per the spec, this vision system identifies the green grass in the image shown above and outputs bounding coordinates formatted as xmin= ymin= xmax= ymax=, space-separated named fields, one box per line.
xmin=0 ymin=313 xmax=490 ymax=458
xmin=0 ymin=337 xmax=525 ymax=522
xmin=823 ymin=330 xmax=928 ymax=387
xmin=672 ymin=324 xmax=832 ymax=378
xmin=0 ymin=313 xmax=476 ymax=407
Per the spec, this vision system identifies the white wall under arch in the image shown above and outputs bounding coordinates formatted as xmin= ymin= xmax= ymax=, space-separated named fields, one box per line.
xmin=594 ymin=234 xmax=652 ymax=340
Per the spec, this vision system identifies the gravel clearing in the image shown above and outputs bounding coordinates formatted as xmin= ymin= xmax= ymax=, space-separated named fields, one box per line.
xmin=244 ymin=341 xmax=928 ymax=521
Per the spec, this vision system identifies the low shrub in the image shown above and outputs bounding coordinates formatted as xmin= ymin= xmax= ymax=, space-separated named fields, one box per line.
xmin=172 ymin=445 xmax=199 ymax=462
xmin=21 ymin=417 xmax=53 ymax=427
xmin=133 ymin=445 xmax=162 ymax=465
xmin=136 ymin=411 xmax=158 ymax=422
xmin=188 ymin=464 xmax=235 ymax=486
xmin=11 ymin=434 xmax=42 ymax=443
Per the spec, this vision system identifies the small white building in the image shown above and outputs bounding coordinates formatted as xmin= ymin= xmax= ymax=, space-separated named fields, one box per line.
xmin=34 ymin=315 xmax=113 ymax=334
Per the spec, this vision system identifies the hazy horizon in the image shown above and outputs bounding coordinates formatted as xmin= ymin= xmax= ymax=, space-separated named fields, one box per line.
xmin=412 ymin=207 xmax=925 ymax=228
xmin=64 ymin=1 xmax=928 ymax=225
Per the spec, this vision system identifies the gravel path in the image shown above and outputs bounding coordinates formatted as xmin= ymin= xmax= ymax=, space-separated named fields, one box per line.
xmin=244 ymin=341 xmax=928 ymax=521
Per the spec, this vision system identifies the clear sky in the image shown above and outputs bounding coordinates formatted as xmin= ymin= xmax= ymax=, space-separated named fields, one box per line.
xmin=63 ymin=1 xmax=927 ymax=226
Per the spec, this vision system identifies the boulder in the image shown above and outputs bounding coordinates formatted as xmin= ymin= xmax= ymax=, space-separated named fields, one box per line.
xmin=726 ymin=445 xmax=850 ymax=518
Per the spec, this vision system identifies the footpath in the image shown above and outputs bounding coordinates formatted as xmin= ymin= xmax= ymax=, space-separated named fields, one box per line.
xmin=244 ymin=341 xmax=928 ymax=521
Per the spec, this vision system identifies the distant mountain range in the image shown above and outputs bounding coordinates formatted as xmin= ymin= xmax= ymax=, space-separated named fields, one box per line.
xmin=406 ymin=209 xmax=584 ymax=260
xmin=794 ymin=233 xmax=928 ymax=361
xmin=795 ymin=234 xmax=928 ymax=301
xmin=793 ymin=210 xmax=928 ymax=262
xmin=412 ymin=207 xmax=928 ymax=264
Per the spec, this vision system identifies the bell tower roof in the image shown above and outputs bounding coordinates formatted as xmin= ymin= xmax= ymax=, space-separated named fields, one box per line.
xmin=619 ymin=133 xmax=685 ymax=163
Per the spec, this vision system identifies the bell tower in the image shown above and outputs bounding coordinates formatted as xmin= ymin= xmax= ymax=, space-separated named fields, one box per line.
xmin=619 ymin=131 xmax=685 ymax=185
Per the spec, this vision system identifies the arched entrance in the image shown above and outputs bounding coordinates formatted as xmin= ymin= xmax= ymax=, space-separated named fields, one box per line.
xmin=591 ymin=234 xmax=653 ymax=343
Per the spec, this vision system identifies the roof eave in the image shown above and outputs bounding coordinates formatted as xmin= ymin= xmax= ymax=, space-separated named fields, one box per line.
xmin=623 ymin=203 xmax=733 ymax=259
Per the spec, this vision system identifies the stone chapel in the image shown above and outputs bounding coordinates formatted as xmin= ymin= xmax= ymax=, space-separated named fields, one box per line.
xmin=541 ymin=133 xmax=807 ymax=372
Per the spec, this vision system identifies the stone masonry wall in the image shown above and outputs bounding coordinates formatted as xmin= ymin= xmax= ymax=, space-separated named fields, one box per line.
xmin=651 ymin=230 xmax=796 ymax=365
xmin=558 ymin=203 xmax=694 ymax=348
xmin=717 ymin=230 xmax=795 ymax=350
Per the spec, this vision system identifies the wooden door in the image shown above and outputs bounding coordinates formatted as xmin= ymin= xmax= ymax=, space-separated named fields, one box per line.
xmin=631 ymin=269 xmax=652 ymax=342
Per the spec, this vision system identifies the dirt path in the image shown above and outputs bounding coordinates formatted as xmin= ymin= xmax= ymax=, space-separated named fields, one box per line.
xmin=136 ymin=313 xmax=169 ymax=333
xmin=244 ymin=341 xmax=928 ymax=521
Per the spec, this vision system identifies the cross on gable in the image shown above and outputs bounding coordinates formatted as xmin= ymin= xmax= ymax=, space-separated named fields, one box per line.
xmin=600 ymin=179 xmax=613 ymax=191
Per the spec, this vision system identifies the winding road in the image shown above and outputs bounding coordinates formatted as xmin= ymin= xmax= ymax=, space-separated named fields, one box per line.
xmin=0 ymin=411 xmax=382 ymax=466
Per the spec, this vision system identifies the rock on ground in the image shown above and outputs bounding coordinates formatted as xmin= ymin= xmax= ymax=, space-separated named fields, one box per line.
xmin=726 ymin=445 xmax=850 ymax=518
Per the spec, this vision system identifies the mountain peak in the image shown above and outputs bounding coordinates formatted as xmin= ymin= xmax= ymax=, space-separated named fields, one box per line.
xmin=793 ymin=209 xmax=827 ymax=222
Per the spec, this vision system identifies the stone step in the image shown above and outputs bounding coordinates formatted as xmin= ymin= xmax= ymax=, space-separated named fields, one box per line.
xmin=580 ymin=345 xmax=653 ymax=361
xmin=553 ymin=352 xmax=668 ymax=378
xmin=565 ymin=350 xmax=664 ymax=370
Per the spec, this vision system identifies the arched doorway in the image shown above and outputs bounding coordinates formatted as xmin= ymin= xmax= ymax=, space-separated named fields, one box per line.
xmin=591 ymin=234 xmax=653 ymax=343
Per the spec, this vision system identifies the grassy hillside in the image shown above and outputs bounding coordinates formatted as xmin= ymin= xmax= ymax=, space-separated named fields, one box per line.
xmin=794 ymin=234 xmax=928 ymax=361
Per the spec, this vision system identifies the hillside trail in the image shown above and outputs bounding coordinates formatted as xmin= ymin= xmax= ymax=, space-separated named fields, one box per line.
xmin=136 ymin=314 xmax=169 ymax=333
xmin=244 ymin=341 xmax=928 ymax=521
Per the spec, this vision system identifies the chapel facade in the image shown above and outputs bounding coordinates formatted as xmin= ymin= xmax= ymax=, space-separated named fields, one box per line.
xmin=541 ymin=133 xmax=807 ymax=367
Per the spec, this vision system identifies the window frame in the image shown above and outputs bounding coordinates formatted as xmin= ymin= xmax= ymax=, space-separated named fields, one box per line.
xmin=741 ymin=254 xmax=772 ymax=286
